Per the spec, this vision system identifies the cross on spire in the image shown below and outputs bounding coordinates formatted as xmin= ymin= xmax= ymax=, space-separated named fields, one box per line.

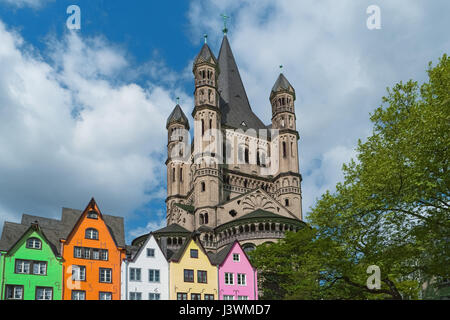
xmin=220 ymin=13 xmax=229 ymax=35
xmin=203 ymin=34 xmax=208 ymax=44
xmin=176 ymin=97 xmax=180 ymax=105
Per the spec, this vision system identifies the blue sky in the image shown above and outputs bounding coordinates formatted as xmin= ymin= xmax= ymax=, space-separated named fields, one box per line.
xmin=0 ymin=0 xmax=449 ymax=243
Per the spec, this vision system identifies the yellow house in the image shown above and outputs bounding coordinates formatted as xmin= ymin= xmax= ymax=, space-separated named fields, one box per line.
xmin=169 ymin=233 xmax=218 ymax=300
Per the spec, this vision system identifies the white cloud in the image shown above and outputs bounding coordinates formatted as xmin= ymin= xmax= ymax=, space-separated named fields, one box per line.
xmin=127 ymin=209 xmax=166 ymax=243
xmin=187 ymin=0 xmax=450 ymax=218
xmin=0 ymin=22 xmax=180 ymax=228
xmin=0 ymin=0 xmax=53 ymax=9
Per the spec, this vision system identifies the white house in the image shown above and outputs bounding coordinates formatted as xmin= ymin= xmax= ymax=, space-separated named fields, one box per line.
xmin=121 ymin=233 xmax=170 ymax=300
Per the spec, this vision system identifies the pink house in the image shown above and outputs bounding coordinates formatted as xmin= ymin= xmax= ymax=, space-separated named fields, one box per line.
xmin=212 ymin=241 xmax=258 ymax=300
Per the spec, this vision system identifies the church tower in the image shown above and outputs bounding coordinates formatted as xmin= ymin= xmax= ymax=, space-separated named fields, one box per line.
xmin=166 ymin=101 xmax=190 ymax=225
xmin=270 ymin=72 xmax=303 ymax=220
xmin=191 ymin=37 xmax=222 ymax=229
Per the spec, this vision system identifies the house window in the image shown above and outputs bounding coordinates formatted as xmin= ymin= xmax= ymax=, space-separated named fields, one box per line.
xmin=87 ymin=210 xmax=98 ymax=219
xmin=15 ymin=260 xmax=31 ymax=274
xmin=15 ymin=260 xmax=46 ymax=275
xmin=224 ymin=272 xmax=234 ymax=285
xmin=92 ymin=249 xmax=100 ymax=260
xmin=5 ymin=285 xmax=23 ymax=300
xmin=130 ymin=292 xmax=142 ymax=300
xmin=233 ymin=253 xmax=240 ymax=262
xmin=223 ymin=295 xmax=234 ymax=300
xmin=85 ymin=228 xmax=99 ymax=240
xmin=99 ymin=292 xmax=112 ymax=300
xmin=197 ymin=270 xmax=207 ymax=283
xmin=83 ymin=248 xmax=91 ymax=259
xmin=100 ymin=249 xmax=108 ymax=261
xmin=148 ymin=269 xmax=160 ymax=282
xmin=204 ymin=294 xmax=214 ymax=300
xmin=147 ymin=248 xmax=155 ymax=257
xmin=237 ymin=273 xmax=247 ymax=286
xmin=149 ymin=293 xmax=160 ymax=300
xmin=74 ymin=247 xmax=82 ymax=258
xmin=71 ymin=290 xmax=86 ymax=300
xmin=72 ymin=265 xmax=86 ymax=281
xmin=36 ymin=287 xmax=53 ymax=300
xmin=190 ymin=249 xmax=198 ymax=259
xmin=130 ymin=268 xmax=141 ymax=281
xmin=238 ymin=296 xmax=248 ymax=300
xmin=191 ymin=293 xmax=201 ymax=300
xmin=26 ymin=238 xmax=42 ymax=249
xmin=184 ymin=269 xmax=194 ymax=282
xmin=99 ymin=268 xmax=112 ymax=283
xmin=177 ymin=293 xmax=188 ymax=300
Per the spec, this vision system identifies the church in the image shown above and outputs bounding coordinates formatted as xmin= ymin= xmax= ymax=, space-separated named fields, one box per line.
xmin=132 ymin=30 xmax=306 ymax=254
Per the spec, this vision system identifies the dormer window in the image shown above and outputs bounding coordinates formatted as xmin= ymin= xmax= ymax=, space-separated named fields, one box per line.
xmin=87 ymin=210 xmax=98 ymax=219
xmin=26 ymin=238 xmax=42 ymax=250
xmin=85 ymin=228 xmax=99 ymax=240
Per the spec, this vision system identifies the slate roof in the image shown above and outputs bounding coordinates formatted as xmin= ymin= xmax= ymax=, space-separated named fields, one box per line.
xmin=166 ymin=104 xmax=190 ymax=129
xmin=208 ymin=242 xmax=234 ymax=265
xmin=152 ymin=223 xmax=191 ymax=235
xmin=194 ymin=43 xmax=218 ymax=65
xmin=217 ymin=35 xmax=268 ymax=131
xmin=174 ymin=203 xmax=195 ymax=213
xmin=271 ymin=73 xmax=295 ymax=95
xmin=0 ymin=206 xmax=126 ymax=255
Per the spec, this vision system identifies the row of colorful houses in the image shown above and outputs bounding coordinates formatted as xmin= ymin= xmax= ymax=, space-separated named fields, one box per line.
xmin=0 ymin=199 xmax=258 ymax=300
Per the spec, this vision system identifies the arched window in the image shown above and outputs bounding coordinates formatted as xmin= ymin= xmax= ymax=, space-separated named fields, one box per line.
xmin=256 ymin=150 xmax=260 ymax=166
xmin=172 ymin=168 xmax=176 ymax=182
xmin=179 ymin=168 xmax=183 ymax=182
xmin=242 ymin=243 xmax=256 ymax=253
xmin=282 ymin=141 xmax=287 ymax=158
xmin=201 ymin=119 xmax=205 ymax=136
xmin=204 ymin=212 xmax=209 ymax=224
xmin=238 ymin=145 xmax=244 ymax=163
xmin=244 ymin=147 xmax=249 ymax=164
xmin=26 ymin=237 xmax=42 ymax=249
xmin=199 ymin=214 xmax=204 ymax=225
xmin=285 ymin=198 xmax=290 ymax=207
xmin=85 ymin=228 xmax=99 ymax=240
xmin=201 ymin=182 xmax=206 ymax=192
xmin=291 ymin=142 xmax=294 ymax=157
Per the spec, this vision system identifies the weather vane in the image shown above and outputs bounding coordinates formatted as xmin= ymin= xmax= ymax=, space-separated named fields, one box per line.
xmin=220 ymin=13 xmax=229 ymax=35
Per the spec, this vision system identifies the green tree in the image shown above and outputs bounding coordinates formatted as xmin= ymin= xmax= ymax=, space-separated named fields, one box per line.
xmin=250 ymin=54 xmax=450 ymax=300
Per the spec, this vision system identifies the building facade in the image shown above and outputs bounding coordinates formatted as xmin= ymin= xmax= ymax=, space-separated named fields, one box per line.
xmin=121 ymin=233 xmax=170 ymax=300
xmin=61 ymin=199 xmax=126 ymax=300
xmin=133 ymin=32 xmax=306 ymax=255
xmin=0 ymin=222 xmax=63 ymax=300
xmin=169 ymin=234 xmax=218 ymax=300
xmin=213 ymin=241 xmax=258 ymax=300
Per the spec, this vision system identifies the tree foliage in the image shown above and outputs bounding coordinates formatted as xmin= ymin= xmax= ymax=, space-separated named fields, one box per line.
xmin=250 ymin=54 xmax=450 ymax=300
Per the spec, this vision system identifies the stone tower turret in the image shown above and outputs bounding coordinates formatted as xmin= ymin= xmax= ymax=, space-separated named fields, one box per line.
xmin=166 ymin=102 xmax=190 ymax=225
xmin=270 ymin=72 xmax=302 ymax=220
xmin=191 ymin=38 xmax=222 ymax=229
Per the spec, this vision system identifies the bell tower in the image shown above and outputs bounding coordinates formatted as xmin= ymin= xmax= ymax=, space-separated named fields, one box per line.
xmin=270 ymin=69 xmax=302 ymax=220
xmin=191 ymin=35 xmax=222 ymax=229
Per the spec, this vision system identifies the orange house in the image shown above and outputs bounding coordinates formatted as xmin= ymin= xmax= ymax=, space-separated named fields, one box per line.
xmin=61 ymin=198 xmax=126 ymax=300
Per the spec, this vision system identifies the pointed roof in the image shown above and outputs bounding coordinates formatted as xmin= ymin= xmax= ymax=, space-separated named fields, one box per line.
xmin=166 ymin=104 xmax=190 ymax=129
xmin=271 ymin=73 xmax=295 ymax=99
xmin=194 ymin=43 xmax=218 ymax=66
xmin=217 ymin=35 xmax=267 ymax=130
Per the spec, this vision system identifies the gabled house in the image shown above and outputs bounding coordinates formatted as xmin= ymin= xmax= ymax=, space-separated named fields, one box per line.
xmin=121 ymin=233 xmax=170 ymax=300
xmin=0 ymin=221 xmax=64 ymax=300
xmin=169 ymin=232 xmax=218 ymax=300
xmin=61 ymin=198 xmax=126 ymax=300
xmin=210 ymin=240 xmax=258 ymax=300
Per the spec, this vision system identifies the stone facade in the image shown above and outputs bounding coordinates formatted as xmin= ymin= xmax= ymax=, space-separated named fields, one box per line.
xmin=135 ymin=33 xmax=306 ymax=253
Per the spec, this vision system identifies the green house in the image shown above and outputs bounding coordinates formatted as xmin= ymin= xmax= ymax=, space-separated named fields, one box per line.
xmin=0 ymin=219 xmax=64 ymax=300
